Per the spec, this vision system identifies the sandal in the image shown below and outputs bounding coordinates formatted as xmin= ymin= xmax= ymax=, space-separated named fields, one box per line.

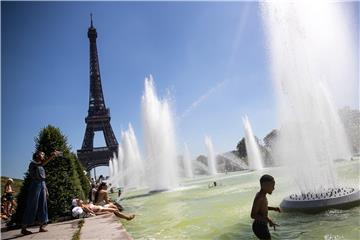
xmin=39 ymin=228 xmax=48 ymax=232
xmin=21 ymin=229 xmax=33 ymax=235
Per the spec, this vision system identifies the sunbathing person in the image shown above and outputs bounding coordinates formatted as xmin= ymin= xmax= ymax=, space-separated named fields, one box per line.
xmin=76 ymin=199 xmax=134 ymax=221
xmin=94 ymin=182 xmax=123 ymax=211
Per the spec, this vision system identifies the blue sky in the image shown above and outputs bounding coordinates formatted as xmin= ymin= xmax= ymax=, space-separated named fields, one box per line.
xmin=2 ymin=2 xmax=357 ymax=179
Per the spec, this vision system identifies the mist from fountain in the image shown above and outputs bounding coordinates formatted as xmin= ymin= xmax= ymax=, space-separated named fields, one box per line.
xmin=242 ymin=115 xmax=263 ymax=170
xmin=193 ymin=160 xmax=210 ymax=175
xmin=204 ymin=136 xmax=217 ymax=175
xmin=112 ymin=152 xmax=119 ymax=186
xmin=183 ymin=143 xmax=193 ymax=178
xmin=109 ymin=158 xmax=114 ymax=180
xmin=141 ymin=75 xmax=179 ymax=191
xmin=261 ymin=2 xmax=353 ymax=194
xmin=108 ymin=148 xmax=122 ymax=188
xmin=121 ymin=123 xmax=145 ymax=190
xmin=219 ymin=152 xmax=249 ymax=170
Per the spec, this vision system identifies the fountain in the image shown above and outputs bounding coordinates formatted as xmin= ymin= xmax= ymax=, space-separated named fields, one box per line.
xmin=219 ymin=151 xmax=249 ymax=171
xmin=108 ymin=147 xmax=122 ymax=188
xmin=112 ymin=152 xmax=119 ymax=187
xmin=183 ymin=143 xmax=194 ymax=178
xmin=141 ymin=75 xmax=179 ymax=191
xmin=204 ymin=136 xmax=217 ymax=175
xmin=261 ymin=2 xmax=359 ymax=211
xmin=242 ymin=115 xmax=263 ymax=170
xmin=121 ymin=123 xmax=145 ymax=190
xmin=109 ymin=158 xmax=114 ymax=180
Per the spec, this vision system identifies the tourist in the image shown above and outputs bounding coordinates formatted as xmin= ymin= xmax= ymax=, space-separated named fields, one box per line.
xmin=90 ymin=177 xmax=95 ymax=185
xmin=208 ymin=181 xmax=221 ymax=188
xmin=4 ymin=178 xmax=16 ymax=217
xmin=94 ymin=182 xmax=123 ymax=211
xmin=20 ymin=150 xmax=62 ymax=235
xmin=118 ymin=188 xmax=122 ymax=198
xmin=208 ymin=181 xmax=216 ymax=188
xmin=88 ymin=183 xmax=97 ymax=203
xmin=97 ymin=175 xmax=104 ymax=184
xmin=250 ymin=174 xmax=281 ymax=240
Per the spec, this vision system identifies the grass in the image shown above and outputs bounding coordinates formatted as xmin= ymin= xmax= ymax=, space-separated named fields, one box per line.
xmin=1 ymin=176 xmax=23 ymax=197
xmin=71 ymin=219 xmax=85 ymax=240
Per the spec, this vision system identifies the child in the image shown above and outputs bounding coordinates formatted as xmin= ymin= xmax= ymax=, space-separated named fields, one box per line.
xmin=251 ymin=174 xmax=281 ymax=240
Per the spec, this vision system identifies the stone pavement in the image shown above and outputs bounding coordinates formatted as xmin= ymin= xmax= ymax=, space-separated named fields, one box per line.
xmin=80 ymin=214 xmax=132 ymax=240
xmin=1 ymin=214 xmax=133 ymax=240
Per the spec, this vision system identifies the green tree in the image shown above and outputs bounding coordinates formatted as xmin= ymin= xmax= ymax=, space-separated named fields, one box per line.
xmin=71 ymin=152 xmax=90 ymax=200
xmin=263 ymin=129 xmax=279 ymax=150
xmin=236 ymin=136 xmax=274 ymax=167
xmin=13 ymin=125 xmax=90 ymax=224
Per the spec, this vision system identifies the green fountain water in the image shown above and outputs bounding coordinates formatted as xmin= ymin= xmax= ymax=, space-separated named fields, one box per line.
xmin=116 ymin=160 xmax=359 ymax=239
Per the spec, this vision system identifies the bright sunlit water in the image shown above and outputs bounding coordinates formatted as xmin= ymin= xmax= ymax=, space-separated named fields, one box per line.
xmin=117 ymin=160 xmax=359 ymax=239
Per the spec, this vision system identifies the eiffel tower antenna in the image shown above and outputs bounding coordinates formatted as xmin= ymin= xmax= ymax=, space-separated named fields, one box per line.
xmin=90 ymin=13 xmax=93 ymax=28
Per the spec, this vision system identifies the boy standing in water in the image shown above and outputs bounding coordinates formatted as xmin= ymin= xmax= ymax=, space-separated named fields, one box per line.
xmin=251 ymin=174 xmax=281 ymax=240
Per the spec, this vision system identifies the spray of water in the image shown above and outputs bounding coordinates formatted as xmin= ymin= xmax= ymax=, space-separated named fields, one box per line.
xmin=108 ymin=147 xmax=122 ymax=188
xmin=141 ymin=75 xmax=179 ymax=190
xmin=204 ymin=136 xmax=217 ymax=175
xmin=261 ymin=2 xmax=353 ymax=193
xmin=242 ymin=115 xmax=263 ymax=170
xmin=121 ymin=123 xmax=145 ymax=189
xmin=219 ymin=152 xmax=249 ymax=170
xmin=183 ymin=143 xmax=194 ymax=178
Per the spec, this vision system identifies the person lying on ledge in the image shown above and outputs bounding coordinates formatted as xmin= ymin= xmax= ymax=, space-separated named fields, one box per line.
xmin=76 ymin=199 xmax=134 ymax=221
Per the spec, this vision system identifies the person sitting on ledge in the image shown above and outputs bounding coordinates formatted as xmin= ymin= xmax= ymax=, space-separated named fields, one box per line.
xmin=251 ymin=174 xmax=281 ymax=240
xmin=88 ymin=183 xmax=97 ymax=203
xmin=94 ymin=182 xmax=123 ymax=211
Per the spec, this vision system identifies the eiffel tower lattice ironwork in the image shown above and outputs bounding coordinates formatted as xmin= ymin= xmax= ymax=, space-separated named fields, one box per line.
xmin=77 ymin=15 xmax=118 ymax=171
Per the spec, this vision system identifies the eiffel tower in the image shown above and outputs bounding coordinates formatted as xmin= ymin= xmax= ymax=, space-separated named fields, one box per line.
xmin=77 ymin=15 xmax=118 ymax=172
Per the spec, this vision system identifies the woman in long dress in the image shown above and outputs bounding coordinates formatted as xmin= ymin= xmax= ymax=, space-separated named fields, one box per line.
xmin=21 ymin=150 xmax=61 ymax=235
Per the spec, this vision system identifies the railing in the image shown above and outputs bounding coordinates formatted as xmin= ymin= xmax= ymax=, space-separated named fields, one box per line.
xmin=92 ymin=147 xmax=109 ymax=152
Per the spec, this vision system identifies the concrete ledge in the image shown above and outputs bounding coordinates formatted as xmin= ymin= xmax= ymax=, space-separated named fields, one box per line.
xmin=1 ymin=218 xmax=81 ymax=240
xmin=80 ymin=214 xmax=133 ymax=240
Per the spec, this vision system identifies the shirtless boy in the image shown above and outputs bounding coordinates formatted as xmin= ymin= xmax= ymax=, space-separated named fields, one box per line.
xmin=251 ymin=174 xmax=281 ymax=240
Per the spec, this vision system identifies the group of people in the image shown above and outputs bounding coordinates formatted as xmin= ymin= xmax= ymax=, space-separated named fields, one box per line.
xmin=71 ymin=181 xmax=135 ymax=221
xmin=19 ymin=150 xmax=134 ymax=236
xmin=17 ymin=149 xmax=279 ymax=239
